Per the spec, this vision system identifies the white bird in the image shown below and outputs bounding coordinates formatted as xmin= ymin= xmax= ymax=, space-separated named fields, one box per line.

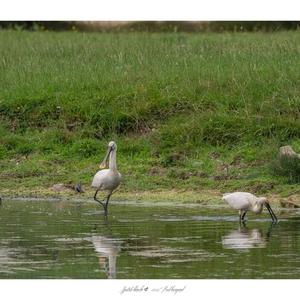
xmin=222 ymin=192 xmax=277 ymax=223
xmin=91 ymin=141 xmax=121 ymax=216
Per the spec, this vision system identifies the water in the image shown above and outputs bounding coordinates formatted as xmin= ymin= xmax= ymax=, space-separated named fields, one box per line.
xmin=0 ymin=199 xmax=300 ymax=279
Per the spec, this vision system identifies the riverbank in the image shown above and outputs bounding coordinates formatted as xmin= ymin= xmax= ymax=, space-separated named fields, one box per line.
xmin=1 ymin=185 xmax=300 ymax=209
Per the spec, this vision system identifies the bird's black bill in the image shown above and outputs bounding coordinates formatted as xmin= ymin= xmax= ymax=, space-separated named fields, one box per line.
xmin=265 ymin=202 xmax=278 ymax=223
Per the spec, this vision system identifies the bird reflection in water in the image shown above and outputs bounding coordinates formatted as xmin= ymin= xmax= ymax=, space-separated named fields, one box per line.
xmin=222 ymin=224 xmax=275 ymax=250
xmin=92 ymin=235 xmax=121 ymax=279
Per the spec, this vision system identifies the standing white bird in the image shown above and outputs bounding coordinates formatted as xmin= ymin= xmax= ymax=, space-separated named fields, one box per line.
xmin=222 ymin=192 xmax=277 ymax=223
xmin=91 ymin=141 xmax=121 ymax=216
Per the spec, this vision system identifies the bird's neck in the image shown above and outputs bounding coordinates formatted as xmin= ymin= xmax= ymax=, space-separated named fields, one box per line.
xmin=252 ymin=202 xmax=263 ymax=213
xmin=109 ymin=150 xmax=117 ymax=171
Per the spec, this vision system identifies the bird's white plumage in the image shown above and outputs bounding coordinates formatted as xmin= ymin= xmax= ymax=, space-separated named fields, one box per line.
xmin=222 ymin=192 xmax=257 ymax=211
xmin=91 ymin=141 xmax=121 ymax=194
xmin=91 ymin=169 xmax=121 ymax=191
xmin=222 ymin=191 xmax=277 ymax=222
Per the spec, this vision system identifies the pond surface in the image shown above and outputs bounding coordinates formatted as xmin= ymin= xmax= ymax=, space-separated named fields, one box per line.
xmin=0 ymin=199 xmax=300 ymax=279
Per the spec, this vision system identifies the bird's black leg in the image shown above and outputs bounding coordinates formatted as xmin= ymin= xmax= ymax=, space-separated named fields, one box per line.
xmin=241 ymin=211 xmax=247 ymax=222
xmin=239 ymin=210 xmax=246 ymax=223
xmin=94 ymin=190 xmax=106 ymax=210
xmin=104 ymin=194 xmax=112 ymax=216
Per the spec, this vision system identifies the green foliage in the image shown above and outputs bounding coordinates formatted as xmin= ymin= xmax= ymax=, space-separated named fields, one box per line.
xmin=0 ymin=145 xmax=6 ymax=159
xmin=0 ymin=30 xmax=300 ymax=192
xmin=271 ymin=156 xmax=300 ymax=183
xmin=69 ymin=139 xmax=102 ymax=158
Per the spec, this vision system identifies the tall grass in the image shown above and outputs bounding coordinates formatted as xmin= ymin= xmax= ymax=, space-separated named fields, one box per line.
xmin=0 ymin=30 xmax=300 ymax=193
xmin=271 ymin=156 xmax=300 ymax=183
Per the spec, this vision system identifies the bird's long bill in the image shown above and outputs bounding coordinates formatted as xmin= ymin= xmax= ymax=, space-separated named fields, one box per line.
xmin=265 ymin=202 xmax=278 ymax=223
xmin=99 ymin=147 xmax=112 ymax=169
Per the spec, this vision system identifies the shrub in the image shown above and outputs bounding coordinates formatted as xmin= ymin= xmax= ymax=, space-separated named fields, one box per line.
xmin=271 ymin=156 xmax=300 ymax=183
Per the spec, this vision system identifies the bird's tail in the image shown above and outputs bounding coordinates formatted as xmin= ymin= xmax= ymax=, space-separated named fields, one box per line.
xmin=222 ymin=193 xmax=231 ymax=200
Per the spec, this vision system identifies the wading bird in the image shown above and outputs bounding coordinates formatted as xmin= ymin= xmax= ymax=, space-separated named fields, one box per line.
xmin=91 ymin=141 xmax=121 ymax=216
xmin=222 ymin=192 xmax=277 ymax=223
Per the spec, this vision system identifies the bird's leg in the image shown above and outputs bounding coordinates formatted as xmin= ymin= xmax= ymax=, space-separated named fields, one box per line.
xmin=239 ymin=210 xmax=247 ymax=223
xmin=104 ymin=193 xmax=112 ymax=216
xmin=241 ymin=211 xmax=247 ymax=222
xmin=93 ymin=190 xmax=106 ymax=210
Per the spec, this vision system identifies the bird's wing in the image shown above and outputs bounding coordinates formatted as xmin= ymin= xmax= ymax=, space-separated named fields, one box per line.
xmin=222 ymin=193 xmax=250 ymax=210
xmin=91 ymin=169 xmax=110 ymax=188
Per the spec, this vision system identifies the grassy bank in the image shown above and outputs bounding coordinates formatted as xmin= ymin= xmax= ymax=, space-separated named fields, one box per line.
xmin=0 ymin=30 xmax=300 ymax=201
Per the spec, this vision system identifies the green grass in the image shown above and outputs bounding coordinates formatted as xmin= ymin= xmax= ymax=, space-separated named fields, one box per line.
xmin=0 ymin=30 xmax=300 ymax=197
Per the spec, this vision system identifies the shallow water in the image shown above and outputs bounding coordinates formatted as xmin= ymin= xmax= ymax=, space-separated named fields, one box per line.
xmin=0 ymin=199 xmax=300 ymax=279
